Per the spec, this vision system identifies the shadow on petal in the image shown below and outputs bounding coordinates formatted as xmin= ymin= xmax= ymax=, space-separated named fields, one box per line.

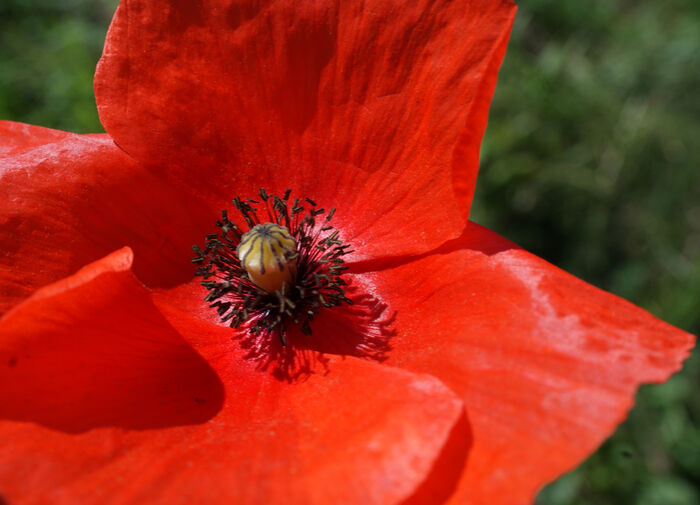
xmin=231 ymin=280 xmax=396 ymax=382
xmin=400 ymin=409 xmax=472 ymax=505
xmin=0 ymin=249 xmax=224 ymax=433
xmin=348 ymin=220 xmax=521 ymax=274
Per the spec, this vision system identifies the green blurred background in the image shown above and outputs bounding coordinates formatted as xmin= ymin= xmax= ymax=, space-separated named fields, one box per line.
xmin=1 ymin=0 xmax=698 ymax=503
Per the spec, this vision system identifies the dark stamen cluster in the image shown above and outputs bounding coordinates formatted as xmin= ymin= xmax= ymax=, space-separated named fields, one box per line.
xmin=192 ymin=189 xmax=353 ymax=345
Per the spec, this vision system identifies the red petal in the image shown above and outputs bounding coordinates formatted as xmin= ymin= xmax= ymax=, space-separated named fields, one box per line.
xmin=0 ymin=121 xmax=70 ymax=156
xmin=0 ymin=250 xmax=467 ymax=505
xmin=0 ymin=247 xmax=224 ymax=432
xmin=0 ymin=121 xmax=213 ymax=315
xmin=95 ymin=0 xmax=516 ymax=260
xmin=354 ymin=222 xmax=695 ymax=505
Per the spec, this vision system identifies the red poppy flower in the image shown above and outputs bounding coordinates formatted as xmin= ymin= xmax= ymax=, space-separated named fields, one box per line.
xmin=0 ymin=1 xmax=694 ymax=504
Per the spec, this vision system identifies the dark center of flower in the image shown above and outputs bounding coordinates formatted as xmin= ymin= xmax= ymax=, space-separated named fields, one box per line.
xmin=192 ymin=189 xmax=353 ymax=346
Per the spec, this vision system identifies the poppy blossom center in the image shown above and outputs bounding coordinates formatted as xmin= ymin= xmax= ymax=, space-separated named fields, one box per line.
xmin=192 ymin=189 xmax=353 ymax=345
xmin=237 ymin=223 xmax=298 ymax=293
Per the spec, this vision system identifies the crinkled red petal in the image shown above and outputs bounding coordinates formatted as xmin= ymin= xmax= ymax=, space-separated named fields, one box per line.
xmin=95 ymin=0 xmax=516 ymax=261
xmin=352 ymin=222 xmax=695 ymax=505
xmin=0 ymin=121 xmax=214 ymax=315
xmin=0 ymin=249 xmax=466 ymax=505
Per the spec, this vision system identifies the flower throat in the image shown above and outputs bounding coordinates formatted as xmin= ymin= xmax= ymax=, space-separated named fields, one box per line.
xmin=192 ymin=189 xmax=353 ymax=345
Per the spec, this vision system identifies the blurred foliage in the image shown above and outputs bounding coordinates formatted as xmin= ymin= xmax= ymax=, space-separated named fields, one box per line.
xmin=0 ymin=0 xmax=116 ymax=132
xmin=0 ymin=0 xmax=698 ymax=504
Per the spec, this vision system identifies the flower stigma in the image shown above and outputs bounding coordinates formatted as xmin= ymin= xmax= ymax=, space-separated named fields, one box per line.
xmin=237 ymin=223 xmax=297 ymax=293
xmin=192 ymin=189 xmax=353 ymax=346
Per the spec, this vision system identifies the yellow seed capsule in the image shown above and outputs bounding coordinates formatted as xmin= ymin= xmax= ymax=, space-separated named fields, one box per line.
xmin=236 ymin=223 xmax=297 ymax=293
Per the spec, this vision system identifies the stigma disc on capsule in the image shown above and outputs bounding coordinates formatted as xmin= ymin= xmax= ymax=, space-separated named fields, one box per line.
xmin=236 ymin=223 xmax=297 ymax=292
